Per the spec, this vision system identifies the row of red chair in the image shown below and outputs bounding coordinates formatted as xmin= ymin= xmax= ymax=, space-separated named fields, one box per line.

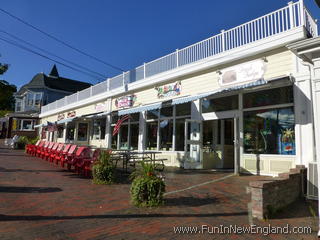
xmin=26 ymin=140 xmax=101 ymax=177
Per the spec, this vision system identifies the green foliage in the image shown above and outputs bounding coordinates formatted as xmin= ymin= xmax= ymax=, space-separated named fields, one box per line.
xmin=0 ymin=110 xmax=12 ymax=117
xmin=92 ymin=150 xmax=116 ymax=184
xmin=0 ymin=80 xmax=17 ymax=111
xmin=0 ymin=64 xmax=9 ymax=75
xmin=29 ymin=136 xmax=39 ymax=145
xmin=15 ymin=136 xmax=29 ymax=149
xmin=130 ymin=161 xmax=165 ymax=207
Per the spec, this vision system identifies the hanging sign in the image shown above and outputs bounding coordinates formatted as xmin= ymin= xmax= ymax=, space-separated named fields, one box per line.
xmin=57 ymin=113 xmax=65 ymax=121
xmin=115 ymin=95 xmax=136 ymax=109
xmin=155 ymin=81 xmax=181 ymax=98
xmin=219 ymin=59 xmax=266 ymax=86
xmin=67 ymin=111 xmax=76 ymax=118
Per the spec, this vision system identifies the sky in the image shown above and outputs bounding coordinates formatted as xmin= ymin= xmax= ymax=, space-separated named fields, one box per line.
xmin=0 ymin=0 xmax=319 ymax=89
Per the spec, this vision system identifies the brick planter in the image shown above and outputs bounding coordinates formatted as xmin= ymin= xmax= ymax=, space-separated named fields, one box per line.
xmin=249 ymin=165 xmax=307 ymax=219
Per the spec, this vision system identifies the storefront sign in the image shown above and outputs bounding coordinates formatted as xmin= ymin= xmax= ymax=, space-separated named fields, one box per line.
xmin=95 ymin=103 xmax=107 ymax=112
xmin=67 ymin=111 xmax=76 ymax=118
xmin=219 ymin=60 xmax=266 ymax=86
xmin=57 ymin=113 xmax=65 ymax=121
xmin=115 ymin=95 xmax=136 ymax=109
xmin=155 ymin=81 xmax=181 ymax=98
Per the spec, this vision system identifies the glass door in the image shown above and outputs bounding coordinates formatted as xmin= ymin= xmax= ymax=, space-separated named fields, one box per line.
xmin=184 ymin=119 xmax=203 ymax=168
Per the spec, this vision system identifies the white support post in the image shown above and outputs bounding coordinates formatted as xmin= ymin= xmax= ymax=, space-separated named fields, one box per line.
xmin=288 ymin=1 xmax=295 ymax=29
xmin=299 ymin=0 xmax=305 ymax=27
xmin=221 ymin=30 xmax=225 ymax=52
xmin=122 ymin=72 xmax=125 ymax=88
xmin=90 ymin=86 xmax=93 ymax=97
xmin=76 ymin=91 xmax=79 ymax=101
xmin=107 ymin=78 xmax=110 ymax=91
xmin=143 ymin=63 xmax=146 ymax=79
xmin=176 ymin=49 xmax=179 ymax=67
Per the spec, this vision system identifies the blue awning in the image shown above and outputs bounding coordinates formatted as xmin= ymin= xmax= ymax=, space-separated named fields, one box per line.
xmin=84 ymin=111 xmax=110 ymax=119
xmin=56 ymin=117 xmax=76 ymax=125
xmin=172 ymin=79 xmax=268 ymax=105
xmin=118 ymin=102 xmax=162 ymax=116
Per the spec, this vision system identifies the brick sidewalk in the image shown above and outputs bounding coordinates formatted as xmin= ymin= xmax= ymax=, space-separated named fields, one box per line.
xmin=0 ymin=147 xmax=317 ymax=240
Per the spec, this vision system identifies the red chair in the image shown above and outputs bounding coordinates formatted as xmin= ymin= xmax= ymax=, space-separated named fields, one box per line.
xmin=82 ymin=149 xmax=101 ymax=177
xmin=38 ymin=141 xmax=50 ymax=158
xmin=26 ymin=140 xmax=40 ymax=155
xmin=61 ymin=145 xmax=77 ymax=168
xmin=50 ymin=143 xmax=64 ymax=163
xmin=67 ymin=146 xmax=91 ymax=172
xmin=42 ymin=142 xmax=55 ymax=160
xmin=34 ymin=141 xmax=46 ymax=157
xmin=46 ymin=142 xmax=59 ymax=162
xmin=55 ymin=144 xmax=71 ymax=166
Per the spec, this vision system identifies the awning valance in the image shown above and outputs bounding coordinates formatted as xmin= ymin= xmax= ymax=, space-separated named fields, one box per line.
xmin=81 ymin=111 xmax=110 ymax=119
xmin=118 ymin=102 xmax=162 ymax=116
xmin=171 ymin=79 xmax=268 ymax=105
xmin=56 ymin=117 xmax=76 ymax=125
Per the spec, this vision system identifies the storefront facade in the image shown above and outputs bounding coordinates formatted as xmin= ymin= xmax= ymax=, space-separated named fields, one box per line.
xmin=39 ymin=0 xmax=318 ymax=176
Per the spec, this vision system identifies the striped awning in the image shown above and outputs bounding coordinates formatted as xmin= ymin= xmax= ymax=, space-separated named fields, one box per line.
xmin=118 ymin=102 xmax=162 ymax=116
xmin=172 ymin=79 xmax=268 ymax=105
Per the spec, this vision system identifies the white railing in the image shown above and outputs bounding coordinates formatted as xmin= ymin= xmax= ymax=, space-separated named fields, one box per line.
xmin=41 ymin=0 xmax=317 ymax=114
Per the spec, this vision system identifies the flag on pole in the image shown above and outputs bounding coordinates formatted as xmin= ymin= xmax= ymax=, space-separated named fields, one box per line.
xmin=112 ymin=114 xmax=131 ymax=136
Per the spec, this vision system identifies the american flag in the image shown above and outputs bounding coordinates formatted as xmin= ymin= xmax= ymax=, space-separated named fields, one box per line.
xmin=112 ymin=114 xmax=131 ymax=136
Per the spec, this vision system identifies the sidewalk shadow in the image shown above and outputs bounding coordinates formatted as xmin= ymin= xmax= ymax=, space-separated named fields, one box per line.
xmin=0 ymin=186 xmax=62 ymax=193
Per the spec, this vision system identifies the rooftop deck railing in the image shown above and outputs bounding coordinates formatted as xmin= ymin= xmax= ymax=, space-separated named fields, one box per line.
xmin=41 ymin=0 xmax=317 ymax=114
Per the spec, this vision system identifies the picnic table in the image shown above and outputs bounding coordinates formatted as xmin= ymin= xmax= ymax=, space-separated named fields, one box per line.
xmin=111 ymin=150 xmax=166 ymax=172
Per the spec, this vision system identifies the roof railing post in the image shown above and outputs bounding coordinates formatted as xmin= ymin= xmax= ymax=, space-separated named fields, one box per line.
xmin=221 ymin=30 xmax=225 ymax=52
xmin=76 ymin=91 xmax=79 ymax=101
xmin=299 ymin=0 xmax=305 ymax=27
xmin=90 ymin=86 xmax=93 ymax=97
xmin=176 ymin=49 xmax=179 ymax=67
xmin=143 ymin=62 xmax=146 ymax=79
xmin=107 ymin=78 xmax=110 ymax=91
xmin=288 ymin=1 xmax=295 ymax=29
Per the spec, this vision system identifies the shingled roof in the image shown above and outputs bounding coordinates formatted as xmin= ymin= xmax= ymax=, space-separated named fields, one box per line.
xmin=17 ymin=65 xmax=92 ymax=95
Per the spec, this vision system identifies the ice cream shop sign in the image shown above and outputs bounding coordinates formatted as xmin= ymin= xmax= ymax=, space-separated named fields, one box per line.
xmin=115 ymin=95 xmax=136 ymax=109
xmin=155 ymin=81 xmax=181 ymax=98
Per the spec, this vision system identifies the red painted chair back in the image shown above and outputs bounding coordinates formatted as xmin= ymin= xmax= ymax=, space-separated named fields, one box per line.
xmin=48 ymin=142 xmax=55 ymax=149
xmin=68 ymin=145 xmax=77 ymax=155
xmin=52 ymin=142 xmax=59 ymax=151
xmin=44 ymin=141 xmax=50 ymax=148
xmin=35 ymin=140 xmax=41 ymax=146
xmin=56 ymin=143 xmax=64 ymax=152
xmin=92 ymin=149 xmax=101 ymax=161
xmin=62 ymin=144 xmax=72 ymax=153
xmin=75 ymin=146 xmax=91 ymax=158
xmin=38 ymin=141 xmax=45 ymax=147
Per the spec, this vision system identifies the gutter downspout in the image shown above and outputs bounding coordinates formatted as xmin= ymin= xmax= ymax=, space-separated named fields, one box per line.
xmin=301 ymin=60 xmax=320 ymax=237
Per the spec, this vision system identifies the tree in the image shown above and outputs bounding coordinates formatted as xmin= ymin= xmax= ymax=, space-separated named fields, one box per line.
xmin=0 ymin=63 xmax=16 ymax=116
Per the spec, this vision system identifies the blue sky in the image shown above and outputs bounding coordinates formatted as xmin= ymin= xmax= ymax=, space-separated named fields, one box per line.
xmin=0 ymin=0 xmax=319 ymax=88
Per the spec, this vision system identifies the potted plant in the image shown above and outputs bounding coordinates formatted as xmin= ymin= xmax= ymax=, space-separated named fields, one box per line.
xmin=130 ymin=161 xmax=165 ymax=207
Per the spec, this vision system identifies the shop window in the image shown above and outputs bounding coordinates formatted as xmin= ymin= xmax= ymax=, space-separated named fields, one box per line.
xmin=159 ymin=119 xmax=173 ymax=151
xmin=77 ymin=123 xmax=88 ymax=141
xmin=111 ymin=126 xmax=117 ymax=149
xmin=119 ymin=124 xmax=129 ymax=149
xmin=130 ymin=123 xmax=139 ymax=150
xmin=175 ymin=118 xmax=187 ymax=151
xmin=66 ymin=123 xmax=75 ymax=141
xmin=92 ymin=118 xmax=106 ymax=140
xmin=243 ymin=86 xmax=293 ymax=109
xmin=147 ymin=109 xmax=159 ymax=120
xmin=224 ymin=119 xmax=234 ymax=145
xmin=176 ymin=103 xmax=191 ymax=116
xmin=202 ymin=95 xmax=238 ymax=113
xmin=146 ymin=121 xmax=158 ymax=150
xmin=160 ymin=107 xmax=173 ymax=118
xmin=243 ymin=107 xmax=295 ymax=155
xmin=130 ymin=113 xmax=140 ymax=122
xmin=57 ymin=125 xmax=64 ymax=138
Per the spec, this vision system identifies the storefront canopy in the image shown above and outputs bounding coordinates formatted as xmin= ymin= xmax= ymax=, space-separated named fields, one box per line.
xmin=118 ymin=78 xmax=270 ymax=116
xmin=56 ymin=117 xmax=77 ymax=125
xmin=81 ymin=111 xmax=110 ymax=119
xmin=118 ymin=102 xmax=162 ymax=116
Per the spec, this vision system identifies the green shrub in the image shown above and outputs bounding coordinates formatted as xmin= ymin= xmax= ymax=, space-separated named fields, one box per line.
xmin=130 ymin=161 xmax=165 ymax=207
xmin=92 ymin=150 xmax=116 ymax=184
xmin=28 ymin=136 xmax=39 ymax=145
xmin=15 ymin=136 xmax=28 ymax=149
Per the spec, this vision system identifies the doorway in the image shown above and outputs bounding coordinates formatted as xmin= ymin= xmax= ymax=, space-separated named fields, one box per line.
xmin=202 ymin=118 xmax=235 ymax=169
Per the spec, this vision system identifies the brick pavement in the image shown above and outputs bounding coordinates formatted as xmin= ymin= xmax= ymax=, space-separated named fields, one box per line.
xmin=0 ymin=146 xmax=318 ymax=240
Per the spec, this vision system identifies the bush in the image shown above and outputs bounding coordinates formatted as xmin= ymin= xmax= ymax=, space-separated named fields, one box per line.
xmin=130 ymin=161 xmax=165 ymax=207
xmin=15 ymin=136 xmax=28 ymax=149
xmin=92 ymin=150 xmax=116 ymax=184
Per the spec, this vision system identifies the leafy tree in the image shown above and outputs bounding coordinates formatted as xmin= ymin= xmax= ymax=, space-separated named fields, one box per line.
xmin=0 ymin=64 xmax=16 ymax=113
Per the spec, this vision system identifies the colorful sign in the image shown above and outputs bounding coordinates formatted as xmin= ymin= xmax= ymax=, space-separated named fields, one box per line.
xmin=115 ymin=95 xmax=136 ymax=109
xmin=95 ymin=103 xmax=107 ymax=112
xmin=57 ymin=113 xmax=65 ymax=121
xmin=219 ymin=59 xmax=266 ymax=86
xmin=155 ymin=81 xmax=181 ymax=98
xmin=67 ymin=111 xmax=76 ymax=118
